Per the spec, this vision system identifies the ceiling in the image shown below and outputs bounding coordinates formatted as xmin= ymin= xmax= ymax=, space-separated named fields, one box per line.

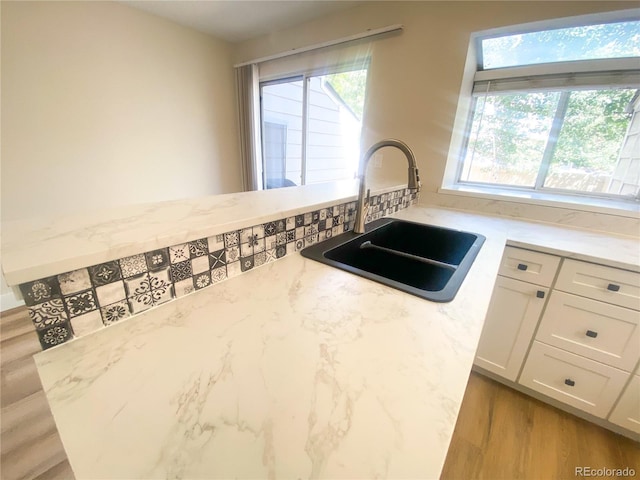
xmin=121 ymin=1 xmax=363 ymax=43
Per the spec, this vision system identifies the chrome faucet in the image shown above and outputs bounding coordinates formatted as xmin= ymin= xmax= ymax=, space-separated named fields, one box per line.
xmin=353 ymin=139 xmax=421 ymax=234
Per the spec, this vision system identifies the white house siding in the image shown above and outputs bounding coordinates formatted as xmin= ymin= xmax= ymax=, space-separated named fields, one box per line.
xmin=608 ymin=92 xmax=640 ymax=197
xmin=261 ymin=76 xmax=360 ymax=186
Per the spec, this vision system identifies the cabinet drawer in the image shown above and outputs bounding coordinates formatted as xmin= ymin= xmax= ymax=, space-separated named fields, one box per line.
xmin=555 ymin=259 xmax=640 ymax=310
xmin=536 ymin=291 xmax=640 ymax=371
xmin=499 ymin=247 xmax=561 ymax=287
xmin=519 ymin=342 xmax=629 ymax=418
xmin=608 ymin=375 xmax=640 ymax=435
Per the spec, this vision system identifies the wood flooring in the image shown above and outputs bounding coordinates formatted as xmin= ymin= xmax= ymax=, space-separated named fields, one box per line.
xmin=0 ymin=306 xmax=637 ymax=480
xmin=441 ymin=372 xmax=640 ymax=480
xmin=1 ymin=306 xmax=74 ymax=480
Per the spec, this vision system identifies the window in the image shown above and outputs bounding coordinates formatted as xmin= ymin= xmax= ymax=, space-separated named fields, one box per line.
xmin=455 ymin=16 xmax=640 ymax=203
xmin=259 ymin=66 xmax=368 ymax=189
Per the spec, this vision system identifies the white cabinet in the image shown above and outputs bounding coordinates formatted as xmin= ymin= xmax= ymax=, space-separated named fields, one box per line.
xmin=519 ymin=257 xmax=640 ymax=420
xmin=474 ymin=247 xmax=559 ymax=381
xmin=608 ymin=375 xmax=640 ymax=435
xmin=474 ymin=276 xmax=548 ymax=381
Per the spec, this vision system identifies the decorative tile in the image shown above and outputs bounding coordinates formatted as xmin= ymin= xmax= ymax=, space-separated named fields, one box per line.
xmin=58 ymin=269 xmax=91 ymax=295
xmin=20 ymin=277 xmax=61 ymax=306
xmin=191 ymin=256 xmax=209 ymax=275
xmin=37 ymin=322 xmax=73 ymax=350
xmin=193 ymin=272 xmax=211 ymax=290
xmin=189 ymin=238 xmax=208 ymax=258
xmin=145 ymin=248 xmax=170 ymax=271
xmin=225 ymin=246 xmax=240 ymax=263
xmin=295 ymin=227 xmax=305 ymax=240
xmin=286 ymin=243 xmax=296 ymax=255
xmin=286 ymin=231 xmax=295 ymax=243
xmin=304 ymin=212 xmax=312 ymax=225
xmin=240 ymin=242 xmax=254 ymax=257
xmin=226 ymin=261 xmax=241 ymax=278
xmin=89 ymin=261 xmax=122 ymax=286
xmin=149 ymin=268 xmax=171 ymax=290
xmin=95 ymin=281 xmax=126 ymax=306
xmin=151 ymin=287 xmax=173 ymax=305
xmin=263 ymin=222 xmax=277 ymax=237
xmin=295 ymin=239 xmax=305 ymax=251
xmin=209 ymin=249 xmax=226 ymax=269
xmin=174 ymin=279 xmax=195 ymax=298
xmin=240 ymin=256 xmax=254 ymax=272
xmin=312 ymin=211 xmax=320 ymax=223
xmin=169 ymin=244 xmax=191 ymax=264
xmin=239 ymin=228 xmax=254 ymax=244
xmin=326 ymin=208 xmax=333 ymax=218
xmin=254 ymin=251 xmax=267 ymax=267
xmin=124 ymin=273 xmax=151 ymax=297
xmin=63 ymin=290 xmax=97 ymax=318
xmin=295 ymin=215 xmax=304 ymax=227
xmin=207 ymin=234 xmax=225 ymax=252
xmin=275 ymin=220 xmax=286 ymax=233
xmin=276 ymin=232 xmax=287 ymax=246
xmin=127 ymin=294 xmax=153 ymax=315
xmin=326 ymin=228 xmax=333 ymax=239
xmin=254 ymin=237 xmax=265 ymax=254
xmin=28 ymin=299 xmax=68 ymax=331
xmin=318 ymin=219 xmax=328 ymax=232
xmin=319 ymin=209 xmax=327 ymax=220
xmin=170 ymin=261 xmax=192 ymax=283
xmin=211 ymin=266 xmax=227 ymax=284
xmin=265 ymin=249 xmax=277 ymax=263
xmin=253 ymin=225 xmax=264 ymax=239
xmin=264 ymin=235 xmax=277 ymax=250
xmin=100 ymin=301 xmax=131 ymax=325
xmin=119 ymin=254 xmax=147 ymax=278
xmin=276 ymin=246 xmax=286 ymax=258
xmin=224 ymin=231 xmax=239 ymax=248
xmin=70 ymin=310 xmax=103 ymax=337
xmin=286 ymin=217 xmax=296 ymax=230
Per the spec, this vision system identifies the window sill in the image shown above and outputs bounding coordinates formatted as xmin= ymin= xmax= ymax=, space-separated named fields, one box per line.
xmin=438 ymin=184 xmax=640 ymax=219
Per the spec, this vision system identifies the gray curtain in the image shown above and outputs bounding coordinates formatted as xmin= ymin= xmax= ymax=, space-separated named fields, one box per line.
xmin=236 ymin=64 xmax=261 ymax=191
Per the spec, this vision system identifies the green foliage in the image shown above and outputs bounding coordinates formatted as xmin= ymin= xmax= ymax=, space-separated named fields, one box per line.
xmin=324 ymin=70 xmax=367 ymax=120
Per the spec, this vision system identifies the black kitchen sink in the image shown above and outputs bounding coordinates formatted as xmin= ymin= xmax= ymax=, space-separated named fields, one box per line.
xmin=300 ymin=218 xmax=485 ymax=302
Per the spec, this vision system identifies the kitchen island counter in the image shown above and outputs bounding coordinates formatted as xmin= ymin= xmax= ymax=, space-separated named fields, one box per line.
xmin=34 ymin=205 xmax=640 ymax=479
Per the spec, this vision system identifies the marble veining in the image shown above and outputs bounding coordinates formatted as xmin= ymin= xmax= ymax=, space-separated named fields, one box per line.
xmin=17 ymin=189 xmax=416 ymax=350
xmin=32 ymin=205 xmax=640 ymax=479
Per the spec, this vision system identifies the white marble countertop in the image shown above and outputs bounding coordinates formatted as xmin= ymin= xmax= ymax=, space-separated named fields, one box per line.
xmin=33 ymin=204 xmax=640 ymax=480
xmin=2 ymin=181 xmax=363 ymax=285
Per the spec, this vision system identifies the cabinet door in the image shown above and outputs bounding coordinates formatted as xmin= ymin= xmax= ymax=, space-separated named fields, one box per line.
xmin=608 ymin=375 xmax=640 ymax=435
xmin=474 ymin=276 xmax=548 ymax=381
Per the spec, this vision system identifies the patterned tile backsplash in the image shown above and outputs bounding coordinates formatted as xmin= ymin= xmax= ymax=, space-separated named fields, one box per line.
xmin=20 ymin=188 xmax=417 ymax=350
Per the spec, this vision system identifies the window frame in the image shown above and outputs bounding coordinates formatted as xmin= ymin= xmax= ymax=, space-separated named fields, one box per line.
xmin=446 ymin=10 xmax=640 ymax=207
xmin=258 ymin=59 xmax=370 ymax=190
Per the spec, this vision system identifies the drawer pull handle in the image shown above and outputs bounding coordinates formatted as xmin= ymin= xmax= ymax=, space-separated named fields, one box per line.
xmin=517 ymin=263 xmax=528 ymax=271
xmin=585 ymin=330 xmax=598 ymax=338
xmin=564 ymin=379 xmax=576 ymax=387
xmin=536 ymin=290 xmax=545 ymax=299
xmin=607 ymin=283 xmax=620 ymax=292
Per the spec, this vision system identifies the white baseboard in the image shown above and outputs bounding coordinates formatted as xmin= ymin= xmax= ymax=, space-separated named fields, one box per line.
xmin=1 ymin=292 xmax=25 ymax=312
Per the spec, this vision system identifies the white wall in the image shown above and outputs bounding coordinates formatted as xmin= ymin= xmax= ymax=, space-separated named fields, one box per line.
xmin=1 ymin=1 xmax=243 ymax=308
xmin=1 ymin=1 xmax=242 ymax=223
